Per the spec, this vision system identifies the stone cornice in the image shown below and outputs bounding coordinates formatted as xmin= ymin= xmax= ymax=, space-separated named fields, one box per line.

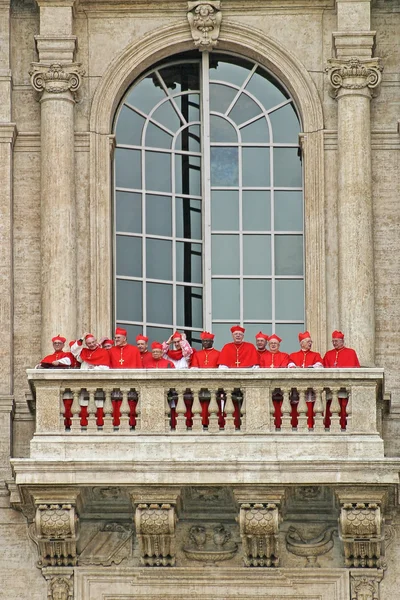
xmin=0 ymin=123 xmax=17 ymax=145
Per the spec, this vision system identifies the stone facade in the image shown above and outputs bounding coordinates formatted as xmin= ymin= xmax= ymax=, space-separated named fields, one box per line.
xmin=1 ymin=0 xmax=400 ymax=599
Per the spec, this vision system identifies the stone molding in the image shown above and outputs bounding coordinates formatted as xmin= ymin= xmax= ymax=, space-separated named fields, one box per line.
xmin=29 ymin=62 xmax=84 ymax=96
xmin=326 ymin=57 xmax=383 ymax=98
xmin=187 ymin=1 xmax=222 ymax=50
xmin=0 ymin=123 xmax=17 ymax=145
xmin=332 ymin=31 xmax=376 ymax=59
xmin=238 ymin=503 xmax=281 ymax=567
xmin=134 ymin=502 xmax=177 ymax=566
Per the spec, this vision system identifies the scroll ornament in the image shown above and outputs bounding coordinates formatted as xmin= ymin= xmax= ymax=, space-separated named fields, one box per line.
xmin=187 ymin=1 xmax=222 ymax=50
xmin=239 ymin=503 xmax=281 ymax=567
xmin=30 ymin=63 xmax=84 ymax=95
xmin=31 ymin=503 xmax=79 ymax=567
xmin=326 ymin=57 xmax=382 ymax=97
xmin=135 ymin=503 xmax=177 ymax=566
xmin=339 ymin=502 xmax=384 ymax=568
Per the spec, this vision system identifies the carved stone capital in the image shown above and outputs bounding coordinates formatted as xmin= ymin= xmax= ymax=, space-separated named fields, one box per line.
xmin=43 ymin=568 xmax=74 ymax=600
xmin=134 ymin=503 xmax=177 ymax=566
xmin=339 ymin=502 xmax=384 ymax=568
xmin=350 ymin=570 xmax=384 ymax=600
xmin=238 ymin=503 xmax=281 ymax=567
xmin=326 ymin=57 xmax=382 ymax=98
xmin=29 ymin=63 xmax=84 ymax=96
xmin=30 ymin=503 xmax=79 ymax=567
xmin=187 ymin=1 xmax=222 ymax=51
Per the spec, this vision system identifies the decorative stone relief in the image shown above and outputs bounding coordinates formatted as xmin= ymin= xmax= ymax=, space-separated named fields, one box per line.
xmin=79 ymin=522 xmax=132 ymax=566
xmin=134 ymin=503 xmax=177 ymax=566
xmin=339 ymin=503 xmax=384 ymax=568
xmin=350 ymin=571 xmax=383 ymax=600
xmin=326 ymin=57 xmax=382 ymax=98
xmin=47 ymin=574 xmax=73 ymax=600
xmin=187 ymin=1 xmax=222 ymax=50
xmin=30 ymin=504 xmax=79 ymax=567
xmin=183 ymin=524 xmax=238 ymax=564
xmin=285 ymin=525 xmax=336 ymax=567
xmin=29 ymin=63 xmax=84 ymax=96
xmin=238 ymin=503 xmax=280 ymax=567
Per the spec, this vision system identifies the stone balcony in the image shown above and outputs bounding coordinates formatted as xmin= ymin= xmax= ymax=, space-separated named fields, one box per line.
xmin=10 ymin=368 xmax=398 ymax=492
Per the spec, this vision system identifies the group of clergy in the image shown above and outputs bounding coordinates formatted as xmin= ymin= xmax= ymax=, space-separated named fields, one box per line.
xmin=37 ymin=326 xmax=360 ymax=371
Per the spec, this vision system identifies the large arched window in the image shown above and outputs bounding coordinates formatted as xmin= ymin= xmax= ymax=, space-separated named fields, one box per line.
xmin=114 ymin=52 xmax=304 ymax=350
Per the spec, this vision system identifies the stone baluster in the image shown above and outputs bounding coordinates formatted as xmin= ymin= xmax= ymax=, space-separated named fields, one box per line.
xmin=297 ymin=388 xmax=308 ymax=431
xmin=280 ymin=387 xmax=292 ymax=431
xmin=191 ymin=388 xmax=203 ymax=432
xmin=164 ymin=390 xmax=171 ymax=432
xmin=345 ymin=387 xmax=352 ymax=431
xmin=313 ymin=387 xmax=325 ymax=433
xmin=224 ymin=391 xmax=235 ymax=432
xmin=86 ymin=389 xmax=97 ymax=432
xmin=131 ymin=389 xmax=140 ymax=430
xmin=119 ymin=388 xmax=131 ymax=432
xmin=329 ymin=387 xmax=341 ymax=433
xmin=175 ymin=389 xmax=187 ymax=432
xmin=103 ymin=389 xmax=113 ymax=432
xmin=70 ymin=389 xmax=81 ymax=431
xmin=208 ymin=389 xmax=220 ymax=433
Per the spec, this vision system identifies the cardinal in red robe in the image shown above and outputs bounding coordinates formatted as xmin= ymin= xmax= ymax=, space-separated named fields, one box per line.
xmin=260 ymin=334 xmax=290 ymax=368
xmin=109 ymin=327 xmax=142 ymax=368
xmin=255 ymin=331 xmax=269 ymax=361
xmin=323 ymin=330 xmax=360 ymax=429
xmin=191 ymin=331 xmax=220 ymax=369
xmin=136 ymin=334 xmax=151 ymax=366
xmin=71 ymin=334 xmax=110 ymax=369
xmin=38 ymin=335 xmax=72 ymax=368
xmin=144 ymin=342 xmax=175 ymax=369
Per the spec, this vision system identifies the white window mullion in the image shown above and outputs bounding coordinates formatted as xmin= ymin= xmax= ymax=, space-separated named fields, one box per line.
xmin=201 ymin=51 xmax=212 ymax=332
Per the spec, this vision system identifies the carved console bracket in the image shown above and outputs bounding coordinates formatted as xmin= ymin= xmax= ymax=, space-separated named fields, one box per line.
xmin=338 ymin=496 xmax=385 ymax=569
xmin=350 ymin=569 xmax=384 ymax=600
xmin=187 ymin=1 xmax=222 ymax=50
xmin=326 ymin=57 xmax=382 ymax=99
xmin=238 ymin=502 xmax=281 ymax=567
xmin=29 ymin=63 xmax=84 ymax=97
xmin=134 ymin=502 xmax=177 ymax=566
xmin=29 ymin=493 xmax=79 ymax=568
xmin=43 ymin=567 xmax=74 ymax=600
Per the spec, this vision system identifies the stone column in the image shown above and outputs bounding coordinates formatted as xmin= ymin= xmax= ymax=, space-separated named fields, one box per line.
xmin=326 ymin=58 xmax=382 ymax=366
xmin=30 ymin=0 xmax=83 ymax=353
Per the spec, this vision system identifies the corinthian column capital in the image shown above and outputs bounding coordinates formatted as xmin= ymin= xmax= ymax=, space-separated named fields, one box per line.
xmin=326 ymin=57 xmax=382 ymax=98
xmin=29 ymin=62 xmax=84 ymax=96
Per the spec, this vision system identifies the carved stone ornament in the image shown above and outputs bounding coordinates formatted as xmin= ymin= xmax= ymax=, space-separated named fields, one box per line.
xmin=285 ymin=525 xmax=336 ymax=567
xmin=326 ymin=57 xmax=382 ymax=98
xmin=30 ymin=63 xmax=84 ymax=95
xmin=134 ymin=503 xmax=177 ymax=566
xmin=350 ymin=572 xmax=382 ymax=600
xmin=30 ymin=504 xmax=79 ymax=567
xmin=339 ymin=503 xmax=384 ymax=568
xmin=187 ymin=1 xmax=222 ymax=50
xmin=47 ymin=575 xmax=73 ymax=600
xmin=239 ymin=503 xmax=280 ymax=567
xmin=79 ymin=522 xmax=132 ymax=566
xmin=183 ymin=524 xmax=238 ymax=563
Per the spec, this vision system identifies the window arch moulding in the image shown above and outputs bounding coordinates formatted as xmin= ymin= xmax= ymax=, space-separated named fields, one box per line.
xmin=89 ymin=20 xmax=326 ymax=350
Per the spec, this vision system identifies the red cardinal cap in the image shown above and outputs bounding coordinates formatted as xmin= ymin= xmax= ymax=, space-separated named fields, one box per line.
xmin=52 ymin=335 xmax=66 ymax=343
xmin=332 ymin=330 xmax=344 ymax=339
xmin=298 ymin=331 xmax=311 ymax=342
xmin=102 ymin=339 xmax=114 ymax=347
xmin=151 ymin=341 xmax=163 ymax=349
xmin=255 ymin=331 xmax=268 ymax=340
xmin=231 ymin=325 xmax=245 ymax=333
xmin=115 ymin=327 xmax=127 ymax=337
xmin=268 ymin=334 xmax=282 ymax=343
xmin=172 ymin=331 xmax=182 ymax=340
xmin=136 ymin=334 xmax=148 ymax=342
xmin=200 ymin=331 xmax=215 ymax=340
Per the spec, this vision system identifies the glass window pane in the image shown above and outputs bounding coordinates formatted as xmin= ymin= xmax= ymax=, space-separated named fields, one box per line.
xmin=146 ymin=326 xmax=173 ymax=345
xmin=243 ymin=235 xmax=271 ymax=276
xmin=274 ymin=191 xmax=303 ymax=231
xmin=175 ymin=155 xmax=201 ymax=196
xmin=273 ymin=148 xmax=302 ymax=187
xmin=115 ymin=148 xmax=141 ymax=189
xmin=245 ymin=68 xmax=289 ymax=112
xmin=147 ymin=282 xmax=172 ymax=324
xmin=175 ymin=93 xmax=201 ymax=122
xmin=152 ymin=100 xmax=181 ymax=132
xmin=176 ymin=198 xmax=202 ymax=239
xmin=275 ymin=280 xmax=304 ymax=321
xmin=212 ymin=322 xmax=237 ymax=350
xmin=125 ymin=75 xmax=166 ymax=114
xmin=275 ymin=323 xmax=304 ymax=354
xmin=177 ymin=285 xmax=203 ymax=329
xmin=146 ymin=194 xmax=172 ymax=237
xmin=115 ymin=106 xmax=145 ymax=146
xmin=145 ymin=122 xmax=173 ymax=149
xmin=116 ymin=280 xmax=143 ymax=322
xmin=242 ymin=191 xmax=271 ymax=231
xmin=210 ymin=147 xmax=238 ymax=186
xmin=210 ymin=115 xmax=237 ymax=143
xmin=159 ymin=63 xmax=200 ymax=93
xmin=210 ymin=83 xmax=237 ymax=114
xmin=210 ymin=57 xmax=252 ymax=87
xmin=242 ymin=148 xmax=270 ymax=187
xmin=146 ymin=238 xmax=172 ymax=280
xmin=145 ymin=151 xmax=171 ymax=193
xmin=229 ymin=93 xmax=262 ymax=125
xmin=116 ymin=236 xmax=142 ymax=278
xmin=212 ymin=190 xmax=239 ymax=231
xmin=116 ymin=191 xmax=142 ymax=234
xmin=270 ymin=103 xmax=300 ymax=143
xmin=116 ymin=323 xmax=143 ymax=343
xmin=240 ymin=117 xmax=270 ymax=143
xmin=175 ymin=124 xmax=201 ymax=152
xmin=176 ymin=242 xmax=202 ymax=284
xmin=212 ymin=279 xmax=240 ymax=319
xmin=243 ymin=280 xmax=272 ymax=320
xmin=243 ymin=323 xmax=271 ymax=343
xmin=212 ymin=235 xmax=239 ymax=275
xmin=275 ymin=235 xmax=303 ymax=276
